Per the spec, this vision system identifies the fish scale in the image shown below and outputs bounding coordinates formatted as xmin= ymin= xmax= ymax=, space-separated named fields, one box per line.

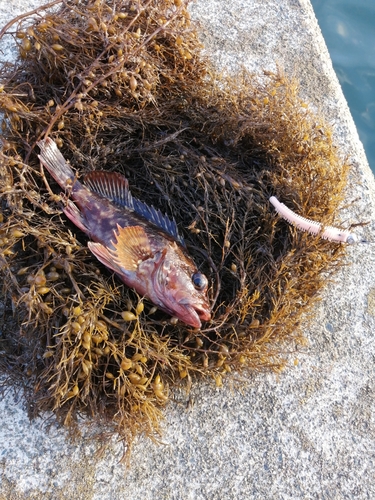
xmin=84 ymin=171 xmax=185 ymax=246
xmin=38 ymin=137 xmax=211 ymax=328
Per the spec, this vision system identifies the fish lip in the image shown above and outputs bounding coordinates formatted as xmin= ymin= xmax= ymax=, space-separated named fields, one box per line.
xmin=180 ymin=303 xmax=211 ymax=329
xmin=195 ymin=306 xmax=211 ymax=323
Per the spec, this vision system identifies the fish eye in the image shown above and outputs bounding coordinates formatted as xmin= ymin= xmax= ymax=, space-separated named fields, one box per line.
xmin=192 ymin=272 xmax=208 ymax=291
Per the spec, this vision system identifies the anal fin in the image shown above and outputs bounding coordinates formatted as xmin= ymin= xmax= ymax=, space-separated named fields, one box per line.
xmin=63 ymin=200 xmax=88 ymax=233
xmin=88 ymin=242 xmax=122 ymax=274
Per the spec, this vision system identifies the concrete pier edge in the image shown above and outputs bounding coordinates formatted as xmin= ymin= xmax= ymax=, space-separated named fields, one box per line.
xmin=1 ymin=1 xmax=374 ymax=499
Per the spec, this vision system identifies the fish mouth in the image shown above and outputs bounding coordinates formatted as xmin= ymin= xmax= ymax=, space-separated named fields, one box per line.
xmin=196 ymin=306 xmax=211 ymax=323
xmin=180 ymin=304 xmax=211 ymax=329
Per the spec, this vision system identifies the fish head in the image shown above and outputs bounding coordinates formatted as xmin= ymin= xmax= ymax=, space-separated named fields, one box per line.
xmin=145 ymin=243 xmax=211 ymax=329
xmin=102 ymin=224 xmax=211 ymax=329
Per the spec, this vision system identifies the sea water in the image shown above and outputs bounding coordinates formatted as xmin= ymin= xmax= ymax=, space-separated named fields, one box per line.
xmin=311 ymin=0 xmax=375 ymax=176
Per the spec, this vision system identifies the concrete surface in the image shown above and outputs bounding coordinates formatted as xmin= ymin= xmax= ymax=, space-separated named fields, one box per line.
xmin=1 ymin=0 xmax=375 ymax=499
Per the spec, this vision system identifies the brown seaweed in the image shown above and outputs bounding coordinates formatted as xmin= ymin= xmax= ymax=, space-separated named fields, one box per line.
xmin=0 ymin=0 xmax=349 ymax=457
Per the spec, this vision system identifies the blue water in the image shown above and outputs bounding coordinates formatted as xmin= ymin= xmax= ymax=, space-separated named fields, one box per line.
xmin=311 ymin=0 xmax=375 ymax=175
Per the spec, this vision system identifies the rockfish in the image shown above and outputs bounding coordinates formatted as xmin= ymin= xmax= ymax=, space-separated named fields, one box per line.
xmin=37 ymin=138 xmax=211 ymax=328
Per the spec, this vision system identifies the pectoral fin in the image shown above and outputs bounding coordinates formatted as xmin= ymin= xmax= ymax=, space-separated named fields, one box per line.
xmin=110 ymin=225 xmax=153 ymax=271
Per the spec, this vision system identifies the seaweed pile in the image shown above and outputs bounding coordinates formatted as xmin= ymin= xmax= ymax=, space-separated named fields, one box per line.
xmin=0 ymin=0 xmax=349 ymax=451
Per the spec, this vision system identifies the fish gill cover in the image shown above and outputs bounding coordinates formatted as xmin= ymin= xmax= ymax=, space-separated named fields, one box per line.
xmin=0 ymin=0 xmax=350 ymax=457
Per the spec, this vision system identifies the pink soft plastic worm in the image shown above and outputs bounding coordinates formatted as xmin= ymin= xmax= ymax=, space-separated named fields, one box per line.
xmin=270 ymin=196 xmax=357 ymax=244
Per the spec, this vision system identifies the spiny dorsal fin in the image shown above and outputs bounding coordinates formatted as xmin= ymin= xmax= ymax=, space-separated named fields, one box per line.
xmin=132 ymin=198 xmax=185 ymax=247
xmin=84 ymin=171 xmax=185 ymax=246
xmin=110 ymin=224 xmax=153 ymax=271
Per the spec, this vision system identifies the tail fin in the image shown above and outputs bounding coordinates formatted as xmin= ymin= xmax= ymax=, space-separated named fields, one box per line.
xmin=38 ymin=138 xmax=78 ymax=189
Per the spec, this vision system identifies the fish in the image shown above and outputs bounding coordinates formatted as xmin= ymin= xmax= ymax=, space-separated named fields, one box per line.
xmin=37 ymin=138 xmax=211 ymax=328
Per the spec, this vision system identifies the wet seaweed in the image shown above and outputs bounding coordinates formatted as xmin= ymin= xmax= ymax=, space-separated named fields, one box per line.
xmin=0 ymin=0 xmax=349 ymax=455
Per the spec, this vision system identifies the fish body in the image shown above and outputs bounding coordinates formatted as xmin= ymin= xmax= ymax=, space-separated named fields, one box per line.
xmin=37 ymin=138 xmax=211 ymax=328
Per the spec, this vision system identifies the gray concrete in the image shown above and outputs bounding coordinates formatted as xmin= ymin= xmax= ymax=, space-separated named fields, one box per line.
xmin=1 ymin=0 xmax=375 ymax=498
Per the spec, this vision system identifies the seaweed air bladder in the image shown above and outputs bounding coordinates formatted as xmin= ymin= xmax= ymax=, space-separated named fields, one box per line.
xmin=0 ymin=0 xmax=351 ymax=453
